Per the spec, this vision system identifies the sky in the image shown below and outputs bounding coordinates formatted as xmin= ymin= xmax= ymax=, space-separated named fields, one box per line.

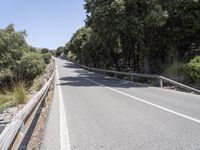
xmin=0 ymin=0 xmax=86 ymax=50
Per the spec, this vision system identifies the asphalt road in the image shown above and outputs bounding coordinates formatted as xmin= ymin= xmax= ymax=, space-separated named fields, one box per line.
xmin=42 ymin=58 xmax=200 ymax=150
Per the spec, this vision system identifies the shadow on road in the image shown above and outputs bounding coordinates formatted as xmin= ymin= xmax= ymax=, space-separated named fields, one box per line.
xmin=59 ymin=62 xmax=149 ymax=89
xmin=63 ymin=62 xmax=80 ymax=69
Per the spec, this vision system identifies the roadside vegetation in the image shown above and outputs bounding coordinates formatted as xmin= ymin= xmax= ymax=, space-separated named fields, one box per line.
xmin=57 ymin=0 xmax=200 ymax=87
xmin=185 ymin=56 xmax=200 ymax=85
xmin=0 ymin=24 xmax=52 ymax=110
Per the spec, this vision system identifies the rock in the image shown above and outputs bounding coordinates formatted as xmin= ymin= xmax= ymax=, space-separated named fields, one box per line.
xmin=0 ymin=114 xmax=4 ymax=121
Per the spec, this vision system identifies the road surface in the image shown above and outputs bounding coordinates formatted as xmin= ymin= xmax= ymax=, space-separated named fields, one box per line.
xmin=42 ymin=58 xmax=200 ymax=150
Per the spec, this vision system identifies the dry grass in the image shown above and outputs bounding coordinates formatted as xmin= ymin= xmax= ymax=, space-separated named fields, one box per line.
xmin=33 ymin=82 xmax=42 ymax=91
xmin=0 ymin=93 xmax=14 ymax=112
xmin=13 ymin=83 xmax=27 ymax=104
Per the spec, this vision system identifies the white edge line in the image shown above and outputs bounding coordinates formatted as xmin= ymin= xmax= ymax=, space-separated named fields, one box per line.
xmin=82 ymin=76 xmax=200 ymax=124
xmin=56 ymin=67 xmax=71 ymax=150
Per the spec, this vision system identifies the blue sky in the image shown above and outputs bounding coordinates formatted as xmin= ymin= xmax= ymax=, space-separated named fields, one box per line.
xmin=0 ymin=0 xmax=86 ymax=49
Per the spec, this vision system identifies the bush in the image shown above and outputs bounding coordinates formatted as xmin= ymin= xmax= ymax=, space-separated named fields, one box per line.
xmin=67 ymin=51 xmax=76 ymax=62
xmin=185 ymin=56 xmax=200 ymax=84
xmin=0 ymin=68 xmax=14 ymax=91
xmin=14 ymin=52 xmax=46 ymax=82
xmin=42 ymin=52 xmax=52 ymax=64
xmin=50 ymin=50 xmax=56 ymax=56
xmin=162 ymin=62 xmax=185 ymax=80
xmin=41 ymin=48 xmax=49 ymax=53
xmin=56 ymin=46 xmax=64 ymax=57
xmin=13 ymin=82 xmax=27 ymax=104
xmin=33 ymin=82 xmax=42 ymax=91
xmin=0 ymin=93 xmax=13 ymax=112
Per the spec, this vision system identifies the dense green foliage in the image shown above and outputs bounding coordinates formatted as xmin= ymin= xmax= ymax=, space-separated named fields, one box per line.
xmin=185 ymin=56 xmax=200 ymax=84
xmin=163 ymin=62 xmax=184 ymax=79
xmin=66 ymin=51 xmax=77 ymax=62
xmin=0 ymin=24 xmax=51 ymax=92
xmin=42 ymin=52 xmax=52 ymax=64
xmin=64 ymin=0 xmax=200 ymax=79
xmin=55 ymin=46 xmax=64 ymax=57
xmin=14 ymin=52 xmax=46 ymax=82
xmin=41 ymin=48 xmax=50 ymax=54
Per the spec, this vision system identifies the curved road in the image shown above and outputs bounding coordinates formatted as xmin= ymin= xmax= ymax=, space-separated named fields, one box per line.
xmin=42 ymin=58 xmax=200 ymax=150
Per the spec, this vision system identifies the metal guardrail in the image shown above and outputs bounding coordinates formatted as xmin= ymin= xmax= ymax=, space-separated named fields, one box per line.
xmin=0 ymin=67 xmax=55 ymax=149
xmin=76 ymin=63 xmax=200 ymax=94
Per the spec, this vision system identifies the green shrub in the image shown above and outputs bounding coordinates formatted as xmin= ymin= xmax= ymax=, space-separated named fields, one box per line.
xmin=0 ymin=93 xmax=13 ymax=112
xmin=41 ymin=48 xmax=49 ymax=54
xmin=13 ymin=83 xmax=27 ymax=104
xmin=0 ymin=68 xmax=14 ymax=91
xmin=56 ymin=46 xmax=64 ymax=57
xmin=14 ymin=52 xmax=46 ymax=82
xmin=42 ymin=52 xmax=52 ymax=64
xmin=33 ymin=82 xmax=42 ymax=91
xmin=162 ymin=62 xmax=185 ymax=79
xmin=50 ymin=50 xmax=56 ymax=56
xmin=67 ymin=51 xmax=76 ymax=62
xmin=185 ymin=56 xmax=200 ymax=84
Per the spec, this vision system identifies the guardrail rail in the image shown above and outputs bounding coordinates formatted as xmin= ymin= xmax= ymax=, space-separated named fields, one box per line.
xmin=75 ymin=63 xmax=200 ymax=94
xmin=0 ymin=66 xmax=55 ymax=149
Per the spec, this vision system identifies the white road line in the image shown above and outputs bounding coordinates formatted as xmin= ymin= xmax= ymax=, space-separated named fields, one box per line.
xmin=56 ymin=68 xmax=71 ymax=150
xmin=82 ymin=76 xmax=200 ymax=124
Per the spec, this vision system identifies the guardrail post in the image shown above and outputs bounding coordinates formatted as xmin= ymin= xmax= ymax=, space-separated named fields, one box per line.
xmin=42 ymin=95 xmax=47 ymax=107
xmin=19 ymin=122 xmax=25 ymax=135
xmin=131 ymin=75 xmax=133 ymax=81
xmin=159 ymin=79 xmax=163 ymax=88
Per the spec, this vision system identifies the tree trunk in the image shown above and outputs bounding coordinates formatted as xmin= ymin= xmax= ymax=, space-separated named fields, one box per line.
xmin=110 ymin=52 xmax=121 ymax=71
xmin=112 ymin=58 xmax=121 ymax=71
xmin=144 ymin=56 xmax=150 ymax=74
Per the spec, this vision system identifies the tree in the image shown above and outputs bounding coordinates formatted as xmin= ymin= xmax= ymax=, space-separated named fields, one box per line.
xmin=65 ymin=0 xmax=200 ymax=77
xmin=0 ymin=24 xmax=47 ymax=89
xmin=0 ymin=24 xmax=28 ymax=70
xmin=41 ymin=48 xmax=49 ymax=53
xmin=56 ymin=46 xmax=64 ymax=57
